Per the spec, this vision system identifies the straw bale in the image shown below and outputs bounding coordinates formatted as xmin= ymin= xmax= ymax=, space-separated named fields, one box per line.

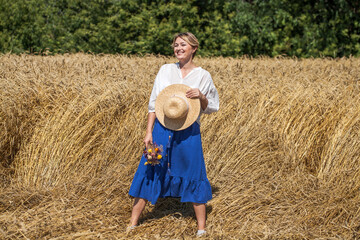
xmin=1 ymin=54 xmax=360 ymax=239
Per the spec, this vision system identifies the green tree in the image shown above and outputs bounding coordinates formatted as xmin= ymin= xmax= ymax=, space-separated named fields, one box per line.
xmin=0 ymin=0 xmax=359 ymax=57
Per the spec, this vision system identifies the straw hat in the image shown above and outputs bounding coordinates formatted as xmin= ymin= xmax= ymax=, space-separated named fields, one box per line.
xmin=155 ymin=84 xmax=200 ymax=131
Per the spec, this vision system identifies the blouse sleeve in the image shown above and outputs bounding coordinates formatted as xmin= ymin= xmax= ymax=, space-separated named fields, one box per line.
xmin=148 ymin=65 xmax=164 ymax=112
xmin=201 ymin=71 xmax=219 ymax=114
xmin=148 ymin=80 xmax=158 ymax=113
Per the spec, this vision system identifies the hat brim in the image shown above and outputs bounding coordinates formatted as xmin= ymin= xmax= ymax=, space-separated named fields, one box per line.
xmin=155 ymin=84 xmax=200 ymax=131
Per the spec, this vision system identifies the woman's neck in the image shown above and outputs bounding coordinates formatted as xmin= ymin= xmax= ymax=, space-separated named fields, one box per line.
xmin=178 ymin=59 xmax=196 ymax=70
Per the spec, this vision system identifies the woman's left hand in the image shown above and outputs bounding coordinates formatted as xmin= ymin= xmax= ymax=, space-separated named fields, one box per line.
xmin=186 ymin=88 xmax=204 ymax=100
xmin=186 ymin=88 xmax=208 ymax=111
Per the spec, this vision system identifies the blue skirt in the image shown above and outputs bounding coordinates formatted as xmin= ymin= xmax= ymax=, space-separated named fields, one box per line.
xmin=129 ymin=119 xmax=212 ymax=205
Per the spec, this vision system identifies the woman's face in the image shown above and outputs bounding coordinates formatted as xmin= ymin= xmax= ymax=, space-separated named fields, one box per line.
xmin=173 ymin=37 xmax=196 ymax=61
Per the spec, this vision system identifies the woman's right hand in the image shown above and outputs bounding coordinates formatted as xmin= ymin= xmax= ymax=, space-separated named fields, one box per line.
xmin=144 ymin=132 xmax=153 ymax=149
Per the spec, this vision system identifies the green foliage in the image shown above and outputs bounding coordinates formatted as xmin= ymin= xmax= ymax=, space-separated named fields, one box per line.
xmin=0 ymin=0 xmax=359 ymax=57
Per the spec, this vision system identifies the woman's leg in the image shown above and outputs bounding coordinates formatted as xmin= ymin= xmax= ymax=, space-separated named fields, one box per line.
xmin=192 ymin=203 xmax=206 ymax=230
xmin=129 ymin=197 xmax=147 ymax=226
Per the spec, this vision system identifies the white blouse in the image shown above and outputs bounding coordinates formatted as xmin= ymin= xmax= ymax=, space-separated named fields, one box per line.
xmin=148 ymin=63 xmax=219 ymax=123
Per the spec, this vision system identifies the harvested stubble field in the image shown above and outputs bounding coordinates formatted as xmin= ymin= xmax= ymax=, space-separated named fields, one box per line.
xmin=0 ymin=53 xmax=360 ymax=239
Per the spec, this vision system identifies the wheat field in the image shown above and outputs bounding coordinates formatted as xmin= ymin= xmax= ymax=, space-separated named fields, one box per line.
xmin=1 ymin=53 xmax=360 ymax=239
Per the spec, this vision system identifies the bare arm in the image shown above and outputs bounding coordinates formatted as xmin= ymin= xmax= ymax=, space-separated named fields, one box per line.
xmin=144 ymin=112 xmax=156 ymax=148
xmin=199 ymin=93 xmax=208 ymax=111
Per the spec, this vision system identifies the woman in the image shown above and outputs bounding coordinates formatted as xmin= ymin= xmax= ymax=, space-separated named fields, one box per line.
xmin=128 ymin=32 xmax=219 ymax=237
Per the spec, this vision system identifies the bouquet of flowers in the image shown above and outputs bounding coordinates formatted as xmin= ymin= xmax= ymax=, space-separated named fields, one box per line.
xmin=144 ymin=143 xmax=163 ymax=166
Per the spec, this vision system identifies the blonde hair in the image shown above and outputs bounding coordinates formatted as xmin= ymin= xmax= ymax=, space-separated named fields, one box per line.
xmin=172 ymin=32 xmax=199 ymax=58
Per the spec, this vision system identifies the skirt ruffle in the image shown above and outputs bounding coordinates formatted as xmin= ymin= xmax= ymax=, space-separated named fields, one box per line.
xmin=129 ymin=172 xmax=212 ymax=205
